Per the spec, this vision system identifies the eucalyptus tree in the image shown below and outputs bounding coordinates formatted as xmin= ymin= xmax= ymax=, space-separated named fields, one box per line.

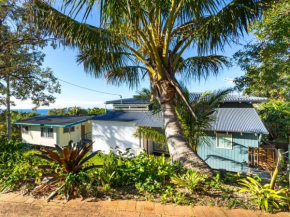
xmin=31 ymin=0 xmax=271 ymax=175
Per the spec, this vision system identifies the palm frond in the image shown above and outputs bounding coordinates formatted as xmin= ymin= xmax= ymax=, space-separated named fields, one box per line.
xmin=175 ymin=55 xmax=229 ymax=82
xmin=31 ymin=0 xmax=124 ymax=51
xmin=105 ymin=66 xmax=148 ymax=90
xmin=134 ymin=126 xmax=166 ymax=145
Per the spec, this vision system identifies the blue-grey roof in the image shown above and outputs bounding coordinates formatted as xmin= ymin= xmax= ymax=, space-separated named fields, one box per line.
xmin=91 ymin=111 xmax=163 ymax=128
xmin=210 ymin=103 xmax=268 ymax=134
xmin=190 ymin=93 xmax=268 ymax=103
xmin=14 ymin=115 xmax=92 ymax=127
xmin=92 ymin=104 xmax=268 ymax=134
xmin=105 ymin=98 xmax=150 ymax=105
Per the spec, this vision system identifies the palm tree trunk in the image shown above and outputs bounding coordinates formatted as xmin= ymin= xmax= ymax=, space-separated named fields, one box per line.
xmin=161 ymin=101 xmax=213 ymax=177
xmin=152 ymin=80 xmax=213 ymax=176
xmin=6 ymin=73 xmax=12 ymax=139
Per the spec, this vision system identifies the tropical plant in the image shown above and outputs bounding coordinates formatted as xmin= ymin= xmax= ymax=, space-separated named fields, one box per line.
xmin=30 ymin=0 xmax=272 ymax=176
xmin=171 ymin=170 xmax=207 ymax=192
xmin=239 ymin=177 xmax=290 ymax=212
xmin=35 ymin=142 xmax=100 ymax=200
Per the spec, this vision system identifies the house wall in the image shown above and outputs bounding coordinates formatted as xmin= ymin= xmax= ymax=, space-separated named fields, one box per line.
xmin=92 ymin=120 xmax=140 ymax=154
xmin=21 ymin=121 xmax=92 ymax=147
xmin=21 ymin=125 xmax=57 ymax=147
xmin=57 ymin=121 xmax=92 ymax=146
xmin=197 ymin=131 xmax=259 ymax=172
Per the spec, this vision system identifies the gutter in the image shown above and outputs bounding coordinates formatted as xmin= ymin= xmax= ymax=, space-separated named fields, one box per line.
xmin=13 ymin=118 xmax=90 ymax=128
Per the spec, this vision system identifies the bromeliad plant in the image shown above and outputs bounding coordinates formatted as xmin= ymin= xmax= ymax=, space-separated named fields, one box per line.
xmin=35 ymin=142 xmax=100 ymax=200
xmin=239 ymin=177 xmax=290 ymax=212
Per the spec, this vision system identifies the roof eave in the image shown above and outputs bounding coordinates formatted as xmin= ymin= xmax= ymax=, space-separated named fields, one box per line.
xmin=13 ymin=119 xmax=90 ymax=128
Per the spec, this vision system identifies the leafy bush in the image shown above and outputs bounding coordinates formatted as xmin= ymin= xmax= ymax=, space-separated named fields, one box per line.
xmin=0 ymin=139 xmax=41 ymax=192
xmin=0 ymin=158 xmax=42 ymax=192
xmin=171 ymin=170 xmax=207 ymax=192
xmin=93 ymin=149 xmax=179 ymax=193
xmin=239 ymin=177 xmax=290 ymax=212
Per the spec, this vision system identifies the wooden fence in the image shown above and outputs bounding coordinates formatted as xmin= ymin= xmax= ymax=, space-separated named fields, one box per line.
xmin=248 ymin=147 xmax=277 ymax=170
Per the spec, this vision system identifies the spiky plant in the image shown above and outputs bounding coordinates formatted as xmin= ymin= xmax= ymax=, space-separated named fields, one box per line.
xmin=35 ymin=142 xmax=100 ymax=200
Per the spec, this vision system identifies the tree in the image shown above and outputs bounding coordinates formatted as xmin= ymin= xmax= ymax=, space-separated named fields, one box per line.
xmin=233 ymin=0 xmax=289 ymax=141
xmin=0 ymin=0 xmax=60 ymax=139
xmin=134 ymin=88 xmax=231 ymax=152
xmin=31 ymin=0 xmax=271 ymax=176
xmin=47 ymin=106 xmax=106 ymax=116
xmin=258 ymin=100 xmax=290 ymax=142
xmin=233 ymin=0 xmax=290 ymax=100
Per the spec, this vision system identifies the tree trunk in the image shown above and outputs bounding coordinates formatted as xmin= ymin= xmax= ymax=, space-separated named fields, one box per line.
xmin=152 ymin=80 xmax=213 ymax=177
xmin=6 ymin=74 xmax=11 ymax=140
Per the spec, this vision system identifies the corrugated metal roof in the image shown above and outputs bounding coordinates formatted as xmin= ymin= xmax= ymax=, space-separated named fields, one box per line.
xmin=92 ymin=104 xmax=268 ymax=134
xmin=91 ymin=111 xmax=163 ymax=128
xmin=189 ymin=93 xmax=268 ymax=103
xmin=14 ymin=115 xmax=92 ymax=127
xmin=210 ymin=103 xmax=268 ymax=134
xmin=105 ymin=98 xmax=150 ymax=105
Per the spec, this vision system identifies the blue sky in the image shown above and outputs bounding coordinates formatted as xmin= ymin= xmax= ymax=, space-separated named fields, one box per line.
xmin=12 ymin=4 xmax=254 ymax=110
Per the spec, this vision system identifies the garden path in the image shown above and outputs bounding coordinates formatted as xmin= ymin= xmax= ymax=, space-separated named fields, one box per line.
xmin=0 ymin=193 xmax=289 ymax=217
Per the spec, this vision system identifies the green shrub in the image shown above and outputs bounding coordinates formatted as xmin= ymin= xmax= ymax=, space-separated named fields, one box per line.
xmin=93 ymin=149 xmax=179 ymax=193
xmin=171 ymin=170 xmax=207 ymax=192
xmin=239 ymin=177 xmax=290 ymax=212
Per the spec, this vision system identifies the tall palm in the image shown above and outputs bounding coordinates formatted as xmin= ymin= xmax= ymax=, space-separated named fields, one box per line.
xmin=30 ymin=0 xmax=271 ymax=176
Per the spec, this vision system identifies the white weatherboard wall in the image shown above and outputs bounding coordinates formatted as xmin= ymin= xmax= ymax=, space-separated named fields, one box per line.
xmin=21 ymin=125 xmax=57 ymax=147
xmin=92 ymin=120 xmax=139 ymax=154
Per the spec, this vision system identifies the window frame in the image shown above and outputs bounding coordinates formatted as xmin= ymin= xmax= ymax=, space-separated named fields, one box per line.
xmin=63 ymin=126 xmax=75 ymax=134
xmin=41 ymin=127 xmax=54 ymax=139
xmin=216 ymin=132 xmax=233 ymax=150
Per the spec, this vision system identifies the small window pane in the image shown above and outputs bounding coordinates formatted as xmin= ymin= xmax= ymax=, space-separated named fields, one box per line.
xmin=41 ymin=127 xmax=53 ymax=138
xmin=70 ymin=126 xmax=75 ymax=132
xmin=48 ymin=128 xmax=53 ymax=138
xmin=217 ymin=133 xmax=232 ymax=149
xmin=63 ymin=128 xmax=69 ymax=133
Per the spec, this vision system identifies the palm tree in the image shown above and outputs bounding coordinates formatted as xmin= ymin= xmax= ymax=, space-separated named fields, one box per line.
xmin=30 ymin=0 xmax=271 ymax=176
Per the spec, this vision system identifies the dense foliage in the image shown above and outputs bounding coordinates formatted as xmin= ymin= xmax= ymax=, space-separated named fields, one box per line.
xmin=0 ymin=110 xmax=39 ymax=140
xmin=48 ymin=106 xmax=106 ymax=116
xmin=1 ymin=141 xmax=289 ymax=212
xmin=233 ymin=0 xmax=290 ymax=141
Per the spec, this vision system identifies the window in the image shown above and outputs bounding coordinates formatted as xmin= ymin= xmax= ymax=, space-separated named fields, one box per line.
xmin=41 ymin=127 xmax=54 ymax=138
xmin=216 ymin=133 xmax=232 ymax=149
xmin=63 ymin=126 xmax=75 ymax=133
xmin=22 ymin=126 xmax=29 ymax=134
